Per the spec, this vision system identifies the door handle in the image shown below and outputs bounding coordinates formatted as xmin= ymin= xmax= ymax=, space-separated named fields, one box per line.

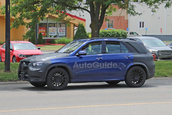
xmin=96 ymin=57 xmax=103 ymax=60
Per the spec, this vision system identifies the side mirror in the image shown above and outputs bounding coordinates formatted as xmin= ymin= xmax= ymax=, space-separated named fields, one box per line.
xmin=77 ymin=50 xmax=87 ymax=56
xmin=37 ymin=47 xmax=41 ymax=50
xmin=10 ymin=48 xmax=13 ymax=51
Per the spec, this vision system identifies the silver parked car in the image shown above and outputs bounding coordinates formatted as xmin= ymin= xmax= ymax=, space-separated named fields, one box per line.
xmin=128 ymin=36 xmax=172 ymax=59
xmin=168 ymin=42 xmax=172 ymax=49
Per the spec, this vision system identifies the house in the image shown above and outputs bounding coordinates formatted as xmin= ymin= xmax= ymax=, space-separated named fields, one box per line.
xmin=71 ymin=5 xmax=128 ymax=33
xmin=128 ymin=2 xmax=172 ymax=40
xmin=0 ymin=0 xmax=85 ymax=42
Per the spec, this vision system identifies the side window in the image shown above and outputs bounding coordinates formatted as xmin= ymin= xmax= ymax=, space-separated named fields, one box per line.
xmin=81 ymin=42 xmax=102 ymax=55
xmin=121 ymin=43 xmax=129 ymax=53
xmin=105 ymin=41 xmax=120 ymax=54
xmin=2 ymin=44 xmax=5 ymax=49
xmin=105 ymin=41 xmax=128 ymax=54
xmin=2 ymin=44 xmax=13 ymax=50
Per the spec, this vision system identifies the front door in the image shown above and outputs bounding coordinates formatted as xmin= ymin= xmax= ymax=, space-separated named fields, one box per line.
xmin=71 ymin=41 xmax=106 ymax=82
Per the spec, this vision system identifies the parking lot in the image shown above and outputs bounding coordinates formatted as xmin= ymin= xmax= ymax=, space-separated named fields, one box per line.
xmin=0 ymin=77 xmax=172 ymax=115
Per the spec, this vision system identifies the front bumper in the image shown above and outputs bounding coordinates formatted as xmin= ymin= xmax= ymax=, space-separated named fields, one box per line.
xmin=18 ymin=61 xmax=46 ymax=82
xmin=157 ymin=50 xmax=172 ymax=59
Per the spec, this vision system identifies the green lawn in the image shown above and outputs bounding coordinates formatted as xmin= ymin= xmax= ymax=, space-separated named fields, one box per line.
xmin=154 ymin=61 xmax=172 ymax=77
xmin=0 ymin=61 xmax=172 ymax=81
xmin=0 ymin=63 xmax=19 ymax=81
xmin=39 ymin=45 xmax=64 ymax=51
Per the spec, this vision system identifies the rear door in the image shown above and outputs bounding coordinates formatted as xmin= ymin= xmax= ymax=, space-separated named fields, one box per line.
xmin=102 ymin=41 xmax=133 ymax=81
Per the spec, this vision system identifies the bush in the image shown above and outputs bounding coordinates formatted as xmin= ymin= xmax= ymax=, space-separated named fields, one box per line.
xmin=49 ymin=37 xmax=72 ymax=44
xmin=87 ymin=32 xmax=91 ymax=38
xmin=0 ymin=41 xmax=4 ymax=45
xmin=55 ymin=38 xmax=72 ymax=44
xmin=37 ymin=33 xmax=46 ymax=44
xmin=99 ymin=29 xmax=127 ymax=38
xmin=74 ymin=24 xmax=88 ymax=40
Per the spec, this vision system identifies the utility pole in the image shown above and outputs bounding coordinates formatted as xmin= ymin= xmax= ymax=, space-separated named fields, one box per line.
xmin=5 ymin=0 xmax=10 ymax=72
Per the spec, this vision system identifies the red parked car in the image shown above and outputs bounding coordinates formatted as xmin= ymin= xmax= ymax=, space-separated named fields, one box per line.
xmin=0 ymin=41 xmax=43 ymax=62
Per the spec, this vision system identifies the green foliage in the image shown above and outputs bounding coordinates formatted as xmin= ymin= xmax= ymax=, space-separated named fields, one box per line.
xmin=87 ymin=32 xmax=92 ymax=38
xmin=55 ymin=38 xmax=72 ymax=44
xmin=0 ymin=41 xmax=4 ymax=45
xmin=50 ymin=38 xmax=72 ymax=44
xmin=37 ymin=33 xmax=46 ymax=44
xmin=74 ymin=24 xmax=88 ymax=40
xmin=99 ymin=29 xmax=127 ymax=38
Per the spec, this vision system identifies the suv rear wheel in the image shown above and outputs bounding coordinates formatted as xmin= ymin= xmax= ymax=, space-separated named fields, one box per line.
xmin=47 ymin=68 xmax=69 ymax=90
xmin=125 ymin=66 xmax=146 ymax=87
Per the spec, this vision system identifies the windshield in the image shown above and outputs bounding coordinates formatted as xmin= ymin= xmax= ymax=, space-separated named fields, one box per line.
xmin=57 ymin=41 xmax=84 ymax=53
xmin=141 ymin=38 xmax=166 ymax=47
xmin=13 ymin=43 xmax=37 ymax=50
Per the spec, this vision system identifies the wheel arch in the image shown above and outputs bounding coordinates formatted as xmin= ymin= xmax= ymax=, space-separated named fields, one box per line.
xmin=126 ymin=63 xmax=149 ymax=79
xmin=45 ymin=64 xmax=72 ymax=82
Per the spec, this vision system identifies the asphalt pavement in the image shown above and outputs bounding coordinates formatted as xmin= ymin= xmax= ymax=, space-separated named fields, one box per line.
xmin=0 ymin=77 xmax=172 ymax=115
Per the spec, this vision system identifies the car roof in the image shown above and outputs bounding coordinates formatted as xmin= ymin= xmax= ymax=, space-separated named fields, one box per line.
xmin=10 ymin=41 xmax=31 ymax=44
xmin=128 ymin=36 xmax=159 ymax=40
xmin=77 ymin=38 xmax=136 ymax=43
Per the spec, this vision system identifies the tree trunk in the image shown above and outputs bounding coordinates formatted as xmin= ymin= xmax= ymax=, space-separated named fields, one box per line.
xmin=90 ymin=20 xmax=100 ymax=38
xmin=89 ymin=1 xmax=109 ymax=38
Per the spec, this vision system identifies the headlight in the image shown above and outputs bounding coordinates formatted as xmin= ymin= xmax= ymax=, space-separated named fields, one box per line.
xmin=29 ymin=62 xmax=43 ymax=71
xmin=149 ymin=49 xmax=158 ymax=53
xmin=18 ymin=54 xmax=26 ymax=58
xmin=32 ymin=62 xmax=43 ymax=67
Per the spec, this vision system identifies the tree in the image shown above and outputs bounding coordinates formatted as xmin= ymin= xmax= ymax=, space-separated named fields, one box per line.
xmin=74 ymin=24 xmax=88 ymax=40
xmin=1 ymin=0 xmax=172 ymax=39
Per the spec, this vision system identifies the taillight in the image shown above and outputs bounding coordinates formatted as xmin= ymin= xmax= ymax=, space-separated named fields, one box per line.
xmin=152 ymin=53 xmax=156 ymax=61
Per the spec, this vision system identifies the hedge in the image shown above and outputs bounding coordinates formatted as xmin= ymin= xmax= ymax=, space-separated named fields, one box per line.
xmin=99 ymin=29 xmax=127 ymax=38
xmin=50 ymin=37 xmax=72 ymax=44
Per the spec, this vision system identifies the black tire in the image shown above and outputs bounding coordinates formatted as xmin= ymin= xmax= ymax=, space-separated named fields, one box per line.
xmin=30 ymin=82 xmax=46 ymax=88
xmin=12 ymin=56 xmax=17 ymax=63
xmin=106 ymin=81 xmax=120 ymax=86
xmin=125 ymin=66 xmax=146 ymax=87
xmin=47 ymin=68 xmax=69 ymax=90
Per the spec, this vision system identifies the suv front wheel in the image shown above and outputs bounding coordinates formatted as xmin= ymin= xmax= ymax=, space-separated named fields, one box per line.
xmin=47 ymin=68 xmax=69 ymax=90
xmin=125 ymin=66 xmax=146 ymax=87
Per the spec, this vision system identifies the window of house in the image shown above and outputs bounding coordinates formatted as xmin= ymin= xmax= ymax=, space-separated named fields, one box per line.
xmin=107 ymin=20 xmax=114 ymax=28
xmin=38 ymin=22 xmax=66 ymax=38
xmin=139 ymin=21 xmax=144 ymax=28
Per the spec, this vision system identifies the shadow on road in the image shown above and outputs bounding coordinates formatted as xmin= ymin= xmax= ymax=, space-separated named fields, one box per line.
xmin=19 ymin=82 xmax=155 ymax=92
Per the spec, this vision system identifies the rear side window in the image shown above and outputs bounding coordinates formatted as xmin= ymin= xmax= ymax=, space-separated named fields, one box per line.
xmin=105 ymin=41 xmax=129 ymax=54
xmin=128 ymin=41 xmax=148 ymax=54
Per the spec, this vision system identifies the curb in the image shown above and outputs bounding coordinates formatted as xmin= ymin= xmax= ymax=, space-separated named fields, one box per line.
xmin=0 ymin=81 xmax=28 ymax=85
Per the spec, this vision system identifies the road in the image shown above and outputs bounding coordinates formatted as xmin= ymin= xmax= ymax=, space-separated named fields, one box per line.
xmin=0 ymin=78 xmax=172 ymax=115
